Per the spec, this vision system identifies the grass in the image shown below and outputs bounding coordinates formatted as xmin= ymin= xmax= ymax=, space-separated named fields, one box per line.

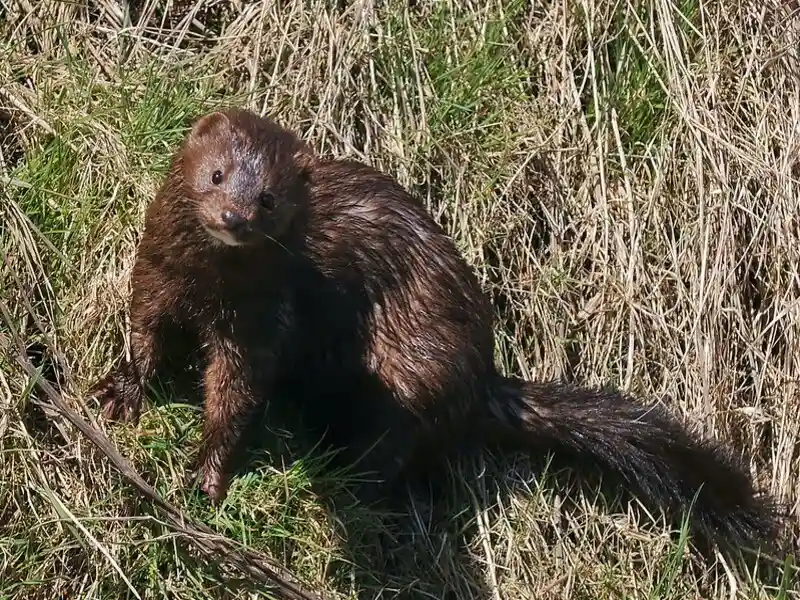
xmin=1 ymin=0 xmax=800 ymax=598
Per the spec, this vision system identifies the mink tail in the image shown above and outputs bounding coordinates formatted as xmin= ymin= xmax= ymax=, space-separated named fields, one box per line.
xmin=483 ymin=376 xmax=785 ymax=555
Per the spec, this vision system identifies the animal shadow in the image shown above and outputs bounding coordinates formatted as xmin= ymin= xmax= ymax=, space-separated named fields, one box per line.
xmin=144 ymin=359 xmax=498 ymax=598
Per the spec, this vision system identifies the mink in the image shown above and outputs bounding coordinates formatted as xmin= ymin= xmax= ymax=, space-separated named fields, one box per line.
xmin=90 ymin=107 xmax=785 ymax=555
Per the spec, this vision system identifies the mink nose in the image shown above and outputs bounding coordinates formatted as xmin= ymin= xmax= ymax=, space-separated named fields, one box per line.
xmin=221 ymin=210 xmax=247 ymax=231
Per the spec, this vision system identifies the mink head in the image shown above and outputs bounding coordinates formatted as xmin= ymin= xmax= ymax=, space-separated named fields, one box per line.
xmin=177 ymin=108 xmax=315 ymax=248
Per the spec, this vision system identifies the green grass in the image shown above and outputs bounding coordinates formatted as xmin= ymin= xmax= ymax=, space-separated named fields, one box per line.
xmin=2 ymin=0 xmax=799 ymax=598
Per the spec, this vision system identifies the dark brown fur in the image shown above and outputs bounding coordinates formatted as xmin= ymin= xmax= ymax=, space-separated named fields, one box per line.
xmin=91 ymin=108 xmax=785 ymax=554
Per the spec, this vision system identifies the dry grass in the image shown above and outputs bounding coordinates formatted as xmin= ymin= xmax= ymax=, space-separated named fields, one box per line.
xmin=2 ymin=0 xmax=800 ymax=598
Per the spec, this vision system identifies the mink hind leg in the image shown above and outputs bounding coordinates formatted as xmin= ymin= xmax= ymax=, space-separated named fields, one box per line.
xmin=297 ymin=376 xmax=423 ymax=507
xmin=337 ymin=417 xmax=422 ymax=506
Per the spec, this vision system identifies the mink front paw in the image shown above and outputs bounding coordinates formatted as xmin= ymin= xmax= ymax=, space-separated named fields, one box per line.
xmin=89 ymin=366 xmax=143 ymax=424
xmin=192 ymin=461 xmax=231 ymax=506
xmin=191 ymin=446 xmax=232 ymax=505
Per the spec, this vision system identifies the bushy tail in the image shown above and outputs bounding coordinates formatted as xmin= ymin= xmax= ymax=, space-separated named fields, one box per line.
xmin=485 ymin=376 xmax=784 ymax=554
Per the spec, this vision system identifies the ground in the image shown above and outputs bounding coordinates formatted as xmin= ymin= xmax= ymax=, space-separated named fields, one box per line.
xmin=1 ymin=1 xmax=799 ymax=599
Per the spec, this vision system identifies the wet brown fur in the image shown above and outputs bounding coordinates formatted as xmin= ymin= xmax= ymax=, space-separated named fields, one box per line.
xmin=92 ymin=108 xmax=786 ymax=555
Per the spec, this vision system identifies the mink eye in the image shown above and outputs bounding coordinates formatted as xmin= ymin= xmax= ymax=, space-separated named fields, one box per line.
xmin=259 ymin=191 xmax=276 ymax=210
xmin=211 ymin=170 xmax=223 ymax=185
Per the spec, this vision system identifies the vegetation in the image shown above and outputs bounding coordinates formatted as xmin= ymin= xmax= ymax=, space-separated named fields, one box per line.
xmin=1 ymin=0 xmax=798 ymax=598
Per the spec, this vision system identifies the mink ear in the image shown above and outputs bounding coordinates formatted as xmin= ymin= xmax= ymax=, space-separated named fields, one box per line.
xmin=292 ymin=147 xmax=316 ymax=179
xmin=189 ymin=111 xmax=229 ymax=139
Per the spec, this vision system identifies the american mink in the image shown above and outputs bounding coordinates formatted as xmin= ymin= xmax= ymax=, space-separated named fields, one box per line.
xmin=91 ymin=107 xmax=783 ymax=554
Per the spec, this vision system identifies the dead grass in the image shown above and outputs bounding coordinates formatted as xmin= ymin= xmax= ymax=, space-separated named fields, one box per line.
xmin=1 ymin=0 xmax=800 ymax=598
